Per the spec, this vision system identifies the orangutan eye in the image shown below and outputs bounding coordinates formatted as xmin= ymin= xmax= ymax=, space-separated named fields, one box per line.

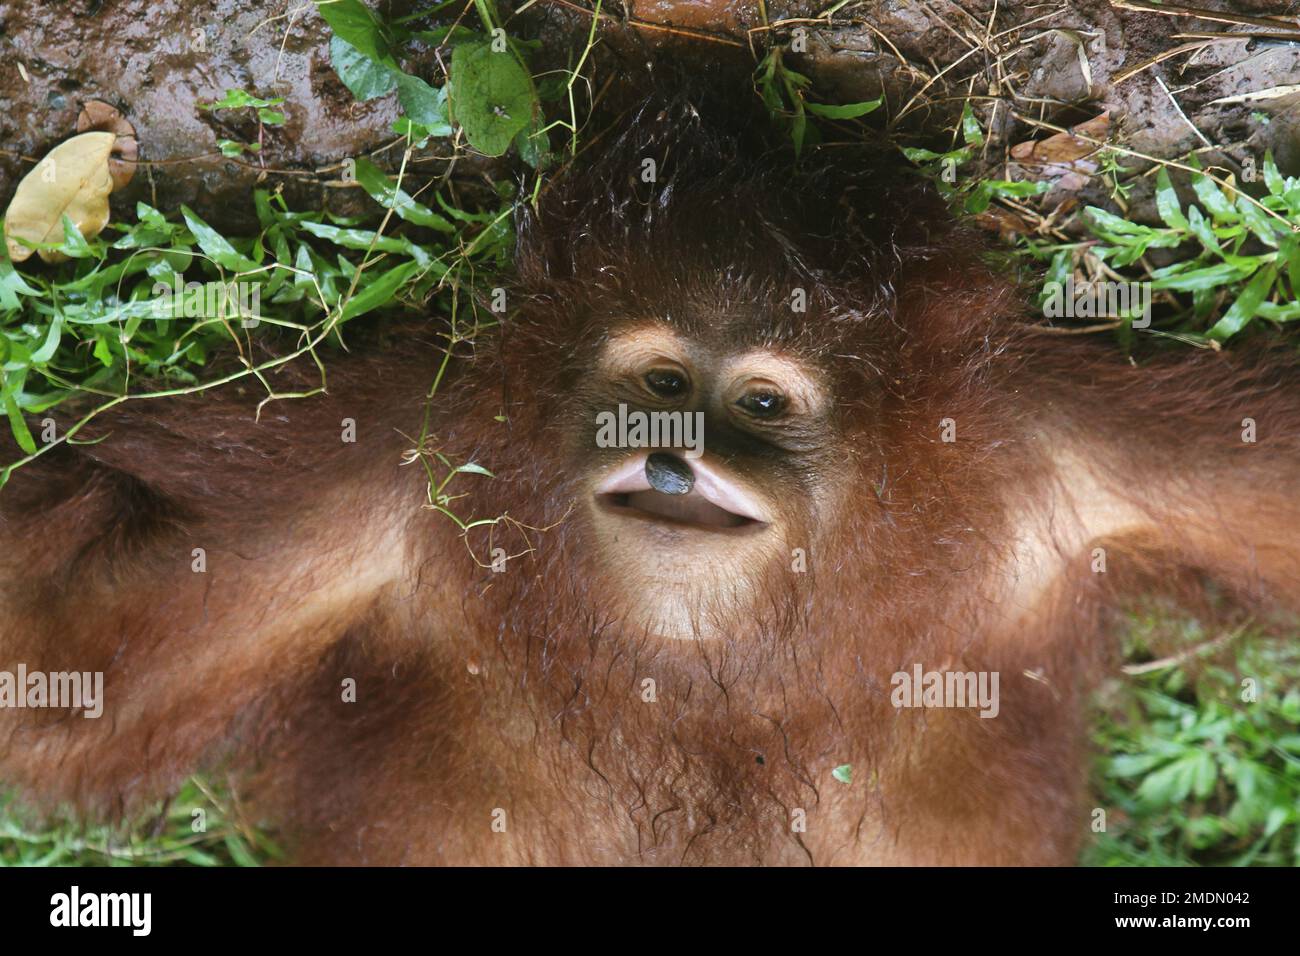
xmin=736 ymin=389 xmax=786 ymax=419
xmin=645 ymin=368 xmax=688 ymax=398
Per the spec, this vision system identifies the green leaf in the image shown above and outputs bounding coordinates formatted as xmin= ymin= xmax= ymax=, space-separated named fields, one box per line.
xmin=902 ymin=146 xmax=949 ymax=164
xmin=1150 ymin=261 xmax=1251 ymax=293
xmin=1235 ymin=194 xmax=1280 ymax=248
xmin=299 ymin=220 xmax=430 ymax=266
xmin=29 ymin=313 xmax=63 ymax=364
xmin=1136 ymin=755 xmax=1199 ymax=808
xmin=392 ymin=117 xmax=434 ymax=147
xmin=404 ymin=25 xmax=482 ymax=47
xmin=136 ymin=202 xmax=168 ymax=228
xmin=1085 ymin=206 xmax=1160 ymax=237
xmin=1263 ymin=806 xmax=1288 ymax=839
xmin=1256 ymin=301 xmax=1300 ymax=321
xmin=1207 ymin=262 xmax=1278 ymax=340
xmin=1190 ymin=171 xmax=1239 ymax=223
xmin=59 ymin=215 xmax=95 ymax=259
xmin=1285 ymin=235 xmax=1300 ymax=298
xmin=1262 ymin=151 xmax=1285 ymax=198
xmin=293 ymin=243 xmax=316 ymax=290
xmin=338 ymin=259 xmax=421 ymax=321
xmin=353 ymin=158 xmax=455 ymax=231
xmin=92 ymin=335 xmax=113 ymax=367
xmin=329 ymin=35 xmax=398 ymax=100
xmin=1190 ymin=750 xmax=1217 ymax=799
xmin=513 ymin=120 xmax=551 ymax=170
xmin=395 ymin=73 xmax=452 ymax=133
xmin=0 ymin=254 xmax=40 ymax=310
xmin=448 ymin=40 xmax=534 ymax=157
xmin=313 ymin=0 xmax=395 ymax=67
xmin=805 ymin=99 xmax=882 ymax=120
xmin=1109 ymin=753 xmax=1166 ymax=777
xmin=257 ymin=108 xmax=286 ymax=126
xmin=3 ymin=390 xmax=36 ymax=454
xmin=965 ymin=180 xmax=1047 ymax=215
xmin=1185 ymin=816 xmax=1224 ymax=850
xmin=203 ymin=89 xmax=285 ymax=111
xmin=960 ymin=101 xmax=984 ymax=146
xmin=832 ymin=764 xmax=853 ymax=784
xmin=789 ymin=102 xmax=807 ymax=158
xmin=1185 ymin=206 xmax=1222 ymax=256
xmin=1154 ymin=168 xmax=1188 ymax=231
xmin=180 ymin=205 xmax=260 ymax=273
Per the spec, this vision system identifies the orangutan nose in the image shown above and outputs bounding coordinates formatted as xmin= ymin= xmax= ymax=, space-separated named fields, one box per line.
xmin=645 ymin=452 xmax=695 ymax=496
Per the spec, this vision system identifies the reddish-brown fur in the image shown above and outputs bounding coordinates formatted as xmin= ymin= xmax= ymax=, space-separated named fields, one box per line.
xmin=1 ymin=94 xmax=1298 ymax=865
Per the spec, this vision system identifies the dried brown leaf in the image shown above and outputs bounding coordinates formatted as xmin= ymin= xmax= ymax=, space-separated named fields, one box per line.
xmin=1011 ymin=112 xmax=1110 ymax=166
xmin=1010 ymin=113 xmax=1110 ymax=192
xmin=3 ymin=131 xmax=116 ymax=263
xmin=77 ymin=100 xmax=138 ymax=190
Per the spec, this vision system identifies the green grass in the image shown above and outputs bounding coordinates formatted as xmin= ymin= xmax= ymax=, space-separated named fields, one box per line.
xmin=1086 ymin=613 xmax=1300 ymax=867
xmin=0 ymin=778 xmax=278 ymax=866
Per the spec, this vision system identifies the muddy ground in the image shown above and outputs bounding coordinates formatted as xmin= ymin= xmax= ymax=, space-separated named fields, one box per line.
xmin=1 ymin=0 xmax=1298 ymax=231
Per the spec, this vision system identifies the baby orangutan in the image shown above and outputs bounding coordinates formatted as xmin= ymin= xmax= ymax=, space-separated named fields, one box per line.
xmin=1 ymin=94 xmax=1298 ymax=865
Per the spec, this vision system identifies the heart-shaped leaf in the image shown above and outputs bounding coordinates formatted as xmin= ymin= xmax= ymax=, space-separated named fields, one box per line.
xmin=449 ymin=41 xmax=534 ymax=158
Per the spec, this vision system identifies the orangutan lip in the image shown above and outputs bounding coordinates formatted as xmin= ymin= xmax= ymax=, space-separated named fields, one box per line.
xmin=598 ymin=489 xmax=762 ymax=530
xmin=595 ymin=453 xmax=769 ymax=531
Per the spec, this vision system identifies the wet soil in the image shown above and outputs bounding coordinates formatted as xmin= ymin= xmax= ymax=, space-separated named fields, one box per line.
xmin=0 ymin=0 xmax=445 ymax=231
xmin=1 ymin=0 xmax=1296 ymax=231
